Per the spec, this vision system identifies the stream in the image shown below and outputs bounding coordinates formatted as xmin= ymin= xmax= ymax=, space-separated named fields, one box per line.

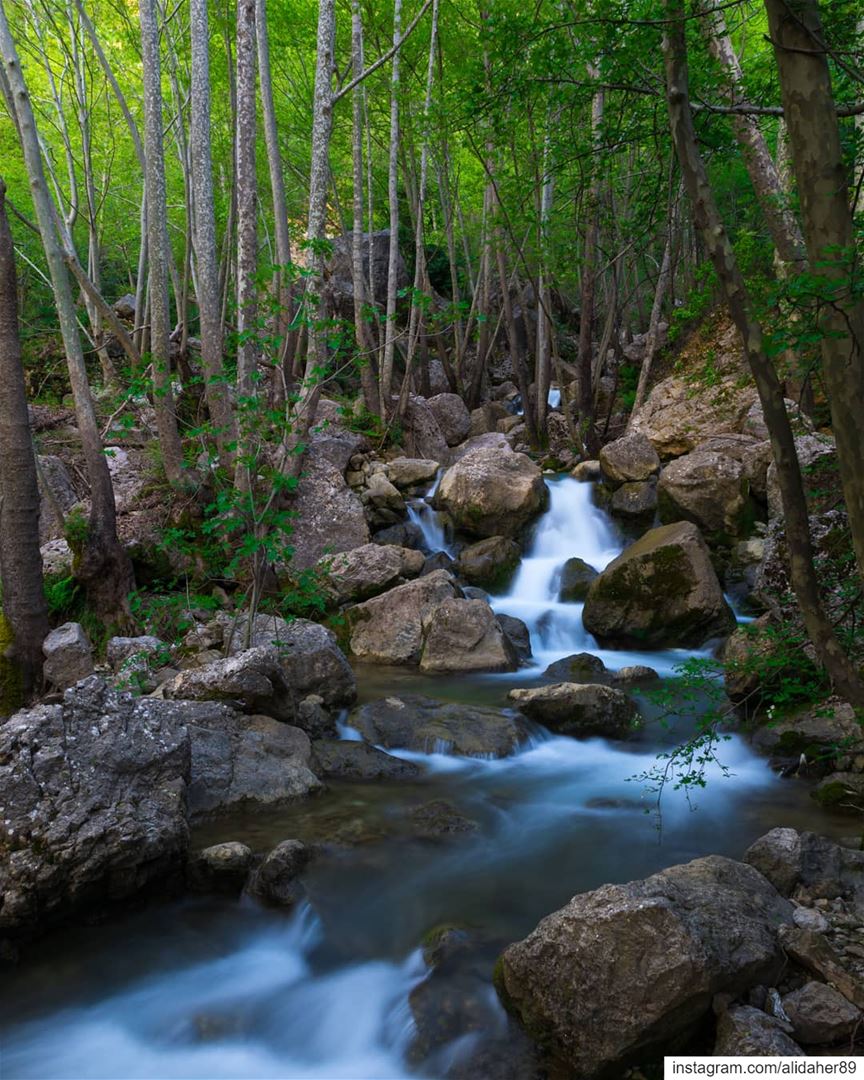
xmin=0 ymin=477 xmax=847 ymax=1079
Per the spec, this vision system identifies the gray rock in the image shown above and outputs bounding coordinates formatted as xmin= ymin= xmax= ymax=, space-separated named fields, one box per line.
xmin=558 ymin=557 xmax=599 ymax=602
xmin=766 ymin=434 xmax=835 ymax=520
xmin=714 ymin=1006 xmax=804 ymax=1056
xmin=571 ymin=459 xmax=601 ymax=482
xmin=497 ymin=855 xmax=794 ymax=1077
xmin=161 ymin=647 xmax=295 ymax=721
xmin=106 ymin=635 xmax=166 ymax=669
xmin=437 ymin=445 xmax=548 ymax=538
xmin=658 ymin=450 xmax=751 ymax=538
xmin=507 ymin=682 xmax=640 ymax=739
xmin=327 ymin=231 xmax=408 ymax=318
xmin=37 ymin=454 xmax=80 ymax=542
xmin=743 ymin=828 xmax=864 ymax=901
xmin=496 ymin=614 xmax=532 ymax=664
xmin=351 ymin=695 xmax=525 ymax=758
xmin=457 ymin=536 xmax=521 ymax=590
xmin=427 ymin=393 xmax=472 ymax=447
xmin=583 ymin=521 xmax=736 ymax=649
xmin=42 ymin=622 xmax=94 ymax=689
xmin=402 ymin=395 xmax=450 ymax=463
xmin=289 ymin=453 xmax=370 ymax=570
xmin=247 ymin=840 xmax=310 ymax=907
xmin=318 ymin=543 xmax=406 ymax=604
xmin=188 ymin=842 xmax=253 ymax=894
xmin=409 ymin=799 xmax=479 ymax=838
xmin=311 ymin=739 xmax=421 ymax=781
xmin=598 ymin=433 xmax=660 ymax=487
xmin=782 ymin=981 xmax=861 ymax=1045
xmin=386 ymin=457 xmax=440 ymax=489
xmin=0 ymin=677 xmax=189 ymax=943
xmin=544 ymin=652 xmax=610 ymax=683
xmin=420 ymin=598 xmax=518 ymax=673
xmin=347 ymin=570 xmax=458 ymax=665
xmin=613 ymin=665 xmax=660 ymax=685
xmin=610 ymin=479 xmax=658 ymax=520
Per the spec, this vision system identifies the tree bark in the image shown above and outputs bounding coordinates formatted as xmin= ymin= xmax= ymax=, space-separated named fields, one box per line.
xmin=379 ymin=0 xmax=403 ymax=415
xmin=764 ymin=0 xmax=864 ymax=588
xmin=0 ymin=5 xmax=133 ymax=624
xmin=139 ymin=0 xmax=186 ymax=487
xmin=235 ymin=0 xmax=258 ymax=400
xmin=576 ymin=76 xmax=604 ymax=447
xmin=0 ymin=178 xmax=49 ymax=701
xmin=664 ymin=0 xmax=864 ymax=706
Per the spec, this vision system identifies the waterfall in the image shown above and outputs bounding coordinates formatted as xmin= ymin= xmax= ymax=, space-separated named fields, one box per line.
xmin=405 ymin=472 xmax=453 ymax=556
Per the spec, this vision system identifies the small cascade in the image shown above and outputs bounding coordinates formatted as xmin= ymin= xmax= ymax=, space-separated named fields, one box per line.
xmin=405 ymin=471 xmax=453 ymax=556
xmin=547 ymin=387 xmax=561 ymax=409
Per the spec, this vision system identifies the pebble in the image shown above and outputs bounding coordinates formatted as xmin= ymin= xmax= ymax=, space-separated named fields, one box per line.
xmin=793 ymin=906 xmax=830 ymax=933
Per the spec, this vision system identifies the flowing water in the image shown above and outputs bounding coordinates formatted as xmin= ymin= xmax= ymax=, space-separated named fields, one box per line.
xmin=0 ymin=477 xmax=846 ymax=1080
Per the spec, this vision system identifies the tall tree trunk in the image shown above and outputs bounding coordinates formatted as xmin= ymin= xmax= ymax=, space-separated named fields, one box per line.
xmin=576 ymin=76 xmax=603 ymax=446
xmin=0 ymin=8 xmax=133 ymax=623
xmin=139 ymin=0 xmax=185 ymax=486
xmin=764 ymin=0 xmax=864 ymax=589
xmin=534 ymin=117 xmax=555 ymax=441
xmin=235 ymin=0 xmax=258 ymax=400
xmin=190 ymin=0 xmax=237 ymax=464
xmin=379 ymin=0 xmax=403 ymax=415
xmin=663 ymin=0 xmax=864 ymax=706
xmin=0 ymin=178 xmax=49 ymax=702
xmin=697 ymin=0 xmax=806 ymax=271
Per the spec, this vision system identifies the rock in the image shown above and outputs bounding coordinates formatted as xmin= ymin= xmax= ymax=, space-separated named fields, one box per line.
xmin=421 ymin=551 xmax=456 ymax=576
xmin=457 ymin=536 xmax=521 ymax=589
xmin=714 ymin=1006 xmax=805 ymax=1056
xmin=792 ymin=906 xmax=829 ymax=933
xmin=308 ymin=410 xmax=368 ymax=473
xmin=42 ymin=622 xmax=94 ymax=689
xmin=326 ymin=230 xmax=408 ymax=318
xmin=782 ymin=981 xmax=861 ymax=1045
xmin=363 ymin=472 xmax=406 ymax=513
xmin=507 ymin=683 xmax=639 ymax=739
xmin=437 ymin=445 xmax=548 ymax=538
xmin=496 ymin=614 xmax=532 ymax=664
xmin=610 ymin=480 xmax=658 ymax=521
xmin=113 ymin=292 xmax=136 ymax=320
xmin=409 ymin=799 xmax=479 ymax=838
xmin=571 ymin=459 xmax=601 ymax=482
xmin=496 ymin=855 xmax=794 ymax=1077
xmin=347 ymin=570 xmax=457 ymax=665
xmin=778 ymin=927 xmax=864 ymax=1010
xmin=613 ymin=665 xmax=660 ymax=685
xmin=402 ymin=395 xmax=450 ymax=462
xmin=289 ymin=454 xmax=370 ymax=570
xmin=743 ymin=828 xmax=864 ymax=901
xmin=311 ymin=740 xmax=422 ymax=781
xmin=351 ymin=695 xmax=525 ymax=758
xmin=320 ymin=543 xmax=405 ymax=604
xmin=544 ymin=653 xmax=610 ymax=683
xmin=813 ymin=773 xmax=864 ymax=814
xmin=386 ymin=457 xmax=440 ymax=489
xmin=0 ymin=677 xmax=189 ymax=943
xmin=449 ymin=432 xmax=510 ymax=461
xmin=37 ymin=454 xmax=80 ymax=542
xmin=373 ymin=520 xmax=424 ymax=548
xmin=427 ymin=393 xmax=472 ymax=447
xmin=658 ymin=451 xmax=751 ymax=538
xmin=583 ymin=521 xmax=736 ymax=648
xmin=722 ymin=616 xmax=779 ymax=703
xmin=558 ymin=557 xmax=599 ymax=602
xmin=247 ymin=840 xmax=311 ymax=907
xmin=470 ymin=401 xmax=510 ymax=436
xmin=698 ymin=434 xmax=773 ymax=503
xmin=188 ymin=842 xmax=253 ymax=894
xmin=598 ymin=433 xmax=660 ymax=487
xmin=743 ymin=397 xmax=814 ymax=442
xmin=106 ymin=635 xmax=166 ymax=669
xmin=750 ymin=697 xmax=864 ymax=761
xmin=185 ymin=709 xmax=321 ymax=818
xmin=40 ymin=538 xmax=73 ymax=577
xmin=161 ymin=647 xmax=295 ymax=721
xmin=766 ymin=434 xmax=836 ymax=520
xmin=420 ymin=598 xmax=518 ymax=673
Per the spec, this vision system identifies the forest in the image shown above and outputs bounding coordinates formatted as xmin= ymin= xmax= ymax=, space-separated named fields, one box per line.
xmin=1 ymin=0 xmax=864 ymax=1074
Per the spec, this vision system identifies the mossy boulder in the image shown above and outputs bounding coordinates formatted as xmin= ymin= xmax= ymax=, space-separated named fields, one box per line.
xmin=457 ymin=536 xmax=521 ymax=590
xmin=812 ymin=773 xmax=864 ymax=814
xmin=558 ymin=557 xmax=599 ymax=602
xmin=582 ymin=521 xmax=736 ymax=648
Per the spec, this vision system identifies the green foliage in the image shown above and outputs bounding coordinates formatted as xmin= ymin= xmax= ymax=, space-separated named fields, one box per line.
xmin=63 ymin=506 xmax=90 ymax=555
xmin=668 ymin=263 xmax=719 ymax=345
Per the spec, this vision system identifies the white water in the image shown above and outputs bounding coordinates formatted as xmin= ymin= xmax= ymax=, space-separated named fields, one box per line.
xmin=406 ymin=471 xmax=453 ymax=556
xmin=0 ymin=474 xmax=814 ymax=1080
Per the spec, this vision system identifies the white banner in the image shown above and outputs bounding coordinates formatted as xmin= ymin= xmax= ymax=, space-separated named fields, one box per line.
xmin=665 ymin=1058 xmax=860 ymax=1078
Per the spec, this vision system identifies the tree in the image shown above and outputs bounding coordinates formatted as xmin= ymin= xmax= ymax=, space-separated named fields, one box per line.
xmin=663 ymin=0 xmax=864 ymax=706
xmin=0 ymin=177 xmax=49 ymax=702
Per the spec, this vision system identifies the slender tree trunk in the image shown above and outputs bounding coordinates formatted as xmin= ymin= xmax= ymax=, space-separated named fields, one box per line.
xmin=190 ymin=0 xmax=237 ymax=464
xmin=0 ymin=9 xmax=133 ymax=623
xmin=534 ymin=118 xmax=556 ymax=441
xmin=379 ymin=0 xmax=403 ymax=415
xmin=576 ymin=77 xmax=603 ymax=447
xmin=664 ymin=0 xmax=864 ymax=706
xmin=764 ymin=0 xmax=864 ymax=589
xmin=139 ymin=0 xmax=185 ymax=486
xmin=235 ymin=0 xmax=258 ymax=400
xmin=0 ymin=179 xmax=49 ymax=702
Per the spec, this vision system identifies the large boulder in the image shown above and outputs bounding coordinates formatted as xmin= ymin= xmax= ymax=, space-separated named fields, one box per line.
xmin=698 ymin=434 xmax=773 ymax=503
xmin=507 ymin=682 xmax=639 ymax=739
xmin=744 ymin=828 xmax=864 ymax=900
xmin=351 ymin=695 xmax=525 ymax=758
xmin=289 ymin=454 xmax=370 ymax=570
xmin=42 ymin=622 xmax=94 ymax=689
xmin=457 ymin=536 xmax=521 ymax=590
xmin=558 ymin=557 xmax=598 ymax=602
xmin=749 ymin=698 xmax=864 ymax=763
xmin=496 ymin=856 xmax=793 ymax=1077
xmin=583 ymin=522 xmax=736 ymax=648
xmin=437 ymin=445 xmax=547 ymax=538
xmin=326 ymin=230 xmax=408 ymax=318
xmin=347 ymin=570 xmax=458 ymax=664
xmin=184 ymin=708 xmax=321 ymax=818
xmin=386 ymin=457 xmax=440 ymax=490
xmin=609 ymin=480 xmax=658 ymax=522
xmin=420 ymin=598 xmax=518 ymax=673
xmin=402 ymin=395 xmax=450 ymax=463
xmin=0 ymin=678 xmax=189 ymax=944
xmin=598 ymin=433 xmax=660 ymax=487
xmin=714 ymin=1006 xmax=804 ymax=1056
xmin=161 ymin=647 xmax=295 ymax=721
xmin=766 ymin=433 xmax=836 ymax=520
xmin=427 ymin=393 xmax=472 ymax=447
xmin=658 ymin=450 xmax=751 ymax=538
xmin=319 ymin=543 xmax=406 ymax=604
